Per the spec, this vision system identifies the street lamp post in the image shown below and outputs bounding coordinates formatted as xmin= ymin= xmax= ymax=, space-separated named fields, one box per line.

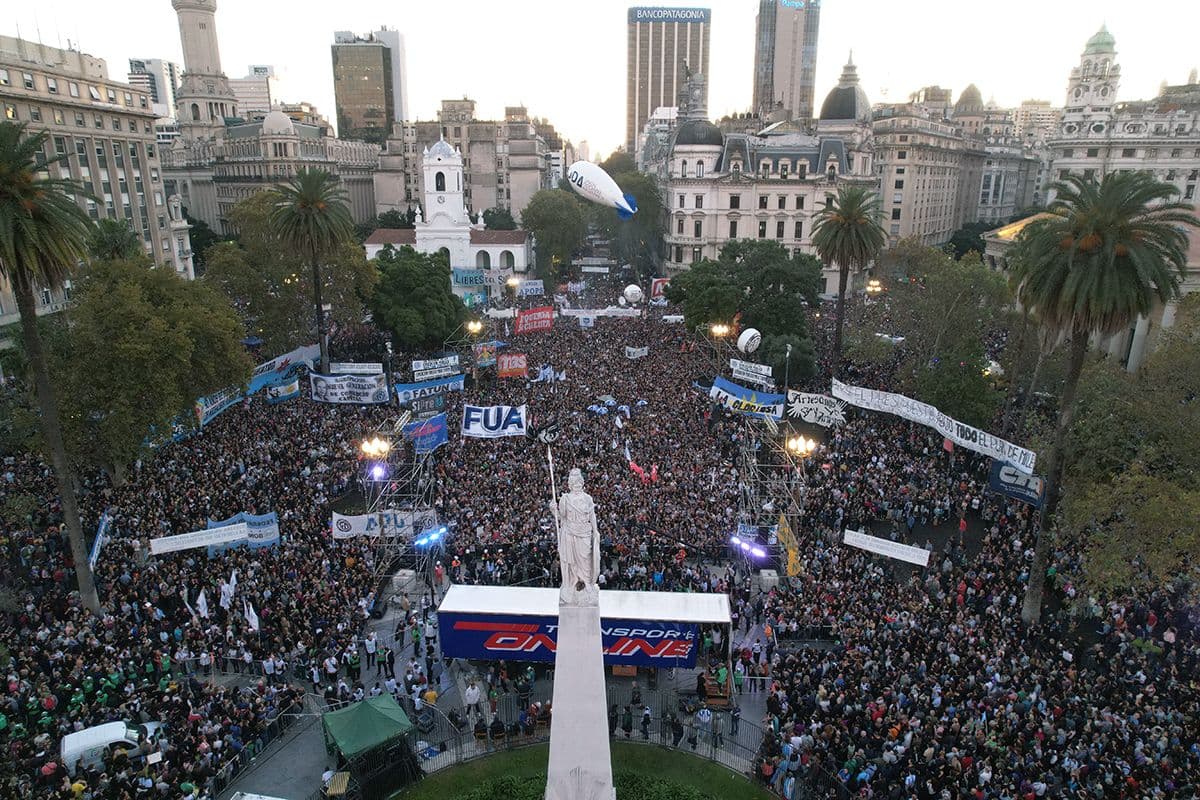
xmin=361 ymin=435 xmax=392 ymax=537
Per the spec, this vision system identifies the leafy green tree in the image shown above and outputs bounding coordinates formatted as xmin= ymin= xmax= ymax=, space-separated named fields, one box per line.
xmin=267 ymin=168 xmax=356 ymax=373
xmin=757 ymin=333 xmax=817 ymax=389
xmin=720 ymin=241 xmax=821 ymax=337
xmin=46 ymin=258 xmax=251 ymax=484
xmin=911 ymin=338 xmax=1000 ymax=428
xmin=87 ymin=218 xmax=143 ymax=262
xmin=812 ymin=186 xmax=886 ymax=379
xmin=355 ymin=208 xmax=416 ymax=243
xmin=482 ymin=207 xmax=517 ymax=230
xmin=590 ymin=171 xmax=664 ymax=278
xmin=1011 ymin=172 xmax=1200 ymax=623
xmin=0 ymin=122 xmax=100 ymax=611
xmin=369 ymin=245 xmax=467 ymax=350
xmin=205 ymin=192 xmax=376 ymax=358
xmin=520 ymin=189 xmax=586 ymax=281
xmin=662 ymin=259 xmax=740 ymax=331
xmin=184 ymin=211 xmax=224 ymax=277
xmin=599 ymin=151 xmax=636 ymax=176
xmin=947 ymin=221 xmax=994 ymax=260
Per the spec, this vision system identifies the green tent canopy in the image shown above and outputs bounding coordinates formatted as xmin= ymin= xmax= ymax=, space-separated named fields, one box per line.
xmin=322 ymin=695 xmax=415 ymax=759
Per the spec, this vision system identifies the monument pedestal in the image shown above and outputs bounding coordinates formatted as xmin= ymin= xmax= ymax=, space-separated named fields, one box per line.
xmin=545 ymin=603 xmax=616 ymax=800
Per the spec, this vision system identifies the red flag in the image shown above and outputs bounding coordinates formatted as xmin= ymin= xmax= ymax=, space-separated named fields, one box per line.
xmin=650 ymin=464 xmax=659 ymax=482
xmin=943 ymin=438 xmax=954 ymax=453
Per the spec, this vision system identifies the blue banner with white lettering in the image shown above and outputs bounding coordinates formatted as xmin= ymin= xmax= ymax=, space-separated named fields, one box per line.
xmin=988 ymin=461 xmax=1045 ymax=508
xmin=394 ymin=374 xmax=466 ymax=406
xmin=206 ymin=511 xmax=281 ymax=556
xmin=437 ymin=611 xmax=698 ymax=667
xmin=452 ymin=268 xmax=488 ymax=287
xmin=709 ymin=376 xmax=785 ymax=420
xmin=403 ymin=413 xmax=449 ymax=454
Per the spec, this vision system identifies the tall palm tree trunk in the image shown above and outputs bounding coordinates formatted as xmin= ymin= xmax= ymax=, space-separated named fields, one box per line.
xmin=832 ymin=263 xmax=849 ymax=380
xmin=1002 ymin=310 xmax=1030 ymax=434
xmin=1021 ymin=333 xmax=1087 ymax=625
xmin=1017 ymin=348 xmax=1046 ymax=432
xmin=311 ymin=245 xmax=328 ymax=374
xmin=13 ymin=273 xmax=101 ymax=613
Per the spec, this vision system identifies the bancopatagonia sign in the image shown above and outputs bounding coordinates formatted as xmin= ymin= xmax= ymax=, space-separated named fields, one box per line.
xmin=628 ymin=7 xmax=712 ymax=22
xmin=461 ymin=404 xmax=528 ymax=438
xmin=438 ymin=612 xmax=698 ymax=667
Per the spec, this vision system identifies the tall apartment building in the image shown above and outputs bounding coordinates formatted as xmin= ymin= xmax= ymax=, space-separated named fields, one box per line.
xmin=331 ymin=28 xmax=409 ymax=145
xmin=752 ymin=0 xmax=821 ymax=121
xmin=127 ymin=58 xmax=182 ymax=118
xmin=229 ymin=65 xmax=278 ymax=118
xmin=1014 ymin=99 xmax=1061 ymax=144
xmin=374 ymin=98 xmax=557 ymax=222
xmin=626 ymin=7 xmax=711 ymax=152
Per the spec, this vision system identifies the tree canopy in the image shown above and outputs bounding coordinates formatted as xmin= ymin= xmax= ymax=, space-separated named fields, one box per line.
xmin=87 ymin=219 xmax=144 ymax=263
xmin=369 ymin=245 xmax=467 ymax=350
xmin=589 ymin=171 xmax=665 ymax=279
xmin=520 ymin=189 xmax=586 ymax=281
xmin=356 ymin=208 xmax=416 ymax=242
xmin=946 ymin=221 xmax=994 ymax=260
xmin=183 ymin=211 xmax=224 ymax=276
xmin=483 ymin=207 xmax=517 ymax=230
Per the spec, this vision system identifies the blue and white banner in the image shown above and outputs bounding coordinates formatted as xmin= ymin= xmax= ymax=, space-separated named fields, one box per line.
xmin=462 ymin=404 xmax=528 ymax=438
xmin=404 ymin=412 xmax=449 ymax=454
xmin=248 ymin=344 xmax=319 ymax=394
xmin=266 ymin=378 xmax=300 ymax=404
xmin=578 ymin=315 xmax=595 ymax=329
xmin=988 ymin=461 xmax=1045 ymax=508
xmin=412 ymin=355 xmax=460 ymax=381
xmin=88 ymin=510 xmax=112 ymax=569
xmin=330 ymin=509 xmax=438 ymax=540
xmin=310 ymin=373 xmax=390 ymax=404
xmin=394 ymin=374 xmax=465 ymax=406
xmin=517 ymin=279 xmax=545 ymax=297
xmin=709 ymin=376 xmax=785 ymax=420
xmin=207 ymin=511 xmax=281 ymax=555
xmin=625 ymin=346 xmax=649 ymax=359
xmin=194 ymin=385 xmax=243 ymax=427
xmin=452 ymin=268 xmax=488 ymax=287
xmin=438 ymin=611 xmax=699 ymax=667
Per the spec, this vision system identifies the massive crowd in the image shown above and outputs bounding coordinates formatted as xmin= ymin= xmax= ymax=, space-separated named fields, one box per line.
xmin=1 ymin=281 xmax=1196 ymax=799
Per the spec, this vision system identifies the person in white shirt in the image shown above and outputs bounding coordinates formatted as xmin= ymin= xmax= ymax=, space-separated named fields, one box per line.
xmin=364 ymin=632 xmax=378 ymax=670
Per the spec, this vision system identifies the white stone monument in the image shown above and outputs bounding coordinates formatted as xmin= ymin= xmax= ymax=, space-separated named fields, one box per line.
xmin=544 ymin=469 xmax=615 ymax=800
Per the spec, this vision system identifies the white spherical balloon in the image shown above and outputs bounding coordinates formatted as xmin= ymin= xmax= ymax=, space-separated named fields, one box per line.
xmin=737 ymin=328 xmax=762 ymax=354
xmin=623 ymin=284 xmax=644 ymax=304
xmin=618 ymin=296 xmax=628 ymax=306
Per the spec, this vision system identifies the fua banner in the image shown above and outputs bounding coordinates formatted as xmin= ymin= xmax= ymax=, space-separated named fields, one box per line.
xmin=786 ymin=391 xmax=847 ymax=427
xmin=843 ymin=528 xmax=931 ymax=567
xmin=832 ymin=379 xmax=1037 ymax=473
xmin=625 ymin=346 xmax=649 ymax=359
xmin=462 ymin=404 xmax=528 ymax=438
xmin=709 ymin=376 xmax=785 ymax=420
xmin=310 ymin=373 xmax=390 ymax=404
xmin=988 ymin=461 xmax=1045 ymax=508
xmin=266 ymin=378 xmax=301 ymax=404
xmin=394 ymin=374 xmax=465 ymax=405
xmin=330 ymin=509 xmax=439 ymax=540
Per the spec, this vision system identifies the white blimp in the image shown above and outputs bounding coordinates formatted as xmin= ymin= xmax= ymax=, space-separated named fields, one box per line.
xmin=566 ymin=161 xmax=638 ymax=219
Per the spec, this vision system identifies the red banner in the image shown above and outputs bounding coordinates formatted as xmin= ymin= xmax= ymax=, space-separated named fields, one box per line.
xmin=498 ymin=353 xmax=528 ymax=379
xmin=514 ymin=306 xmax=554 ymax=334
xmin=651 ymin=278 xmax=670 ymax=299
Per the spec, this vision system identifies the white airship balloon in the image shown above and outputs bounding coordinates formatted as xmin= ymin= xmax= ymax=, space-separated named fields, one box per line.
xmin=566 ymin=161 xmax=638 ymax=219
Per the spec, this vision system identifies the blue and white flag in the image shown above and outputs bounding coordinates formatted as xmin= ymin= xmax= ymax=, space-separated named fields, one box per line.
xmin=266 ymin=378 xmax=300 ymax=404
xmin=461 ymin=404 xmax=528 ymax=438
xmin=394 ymin=373 xmax=465 ymax=406
xmin=709 ymin=376 xmax=785 ymax=420
xmin=403 ymin=413 xmax=449 ymax=454
xmin=207 ymin=511 xmax=280 ymax=556
xmin=578 ymin=315 xmax=595 ymax=329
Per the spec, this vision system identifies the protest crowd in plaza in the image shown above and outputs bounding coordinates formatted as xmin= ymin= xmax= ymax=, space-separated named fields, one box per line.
xmin=1 ymin=286 xmax=1196 ymax=800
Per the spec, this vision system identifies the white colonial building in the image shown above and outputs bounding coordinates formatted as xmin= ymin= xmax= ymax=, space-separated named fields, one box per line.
xmin=364 ymin=139 xmax=533 ymax=306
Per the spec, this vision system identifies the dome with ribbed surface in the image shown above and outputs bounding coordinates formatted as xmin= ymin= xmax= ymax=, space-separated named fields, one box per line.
xmin=261 ymin=110 xmax=295 ymax=136
xmin=954 ymin=84 xmax=984 ymax=115
xmin=819 ymin=56 xmax=871 ymax=122
xmin=674 ymin=119 xmax=724 ymax=147
xmin=1084 ymin=24 xmax=1116 ymax=54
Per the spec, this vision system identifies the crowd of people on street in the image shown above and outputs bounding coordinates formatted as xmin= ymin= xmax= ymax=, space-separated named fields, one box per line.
xmin=2 ymin=282 xmax=1196 ymax=799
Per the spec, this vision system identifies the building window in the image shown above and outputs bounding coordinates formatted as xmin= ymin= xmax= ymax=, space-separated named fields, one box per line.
xmin=435 ymin=171 xmax=445 ymax=191
xmin=112 ymin=118 xmax=121 ymax=131
xmin=0 ymin=69 xmax=8 ymax=86
xmin=674 ymin=245 xmax=682 ymax=262
xmin=678 ymin=194 xmax=685 ymax=209
xmin=795 ymin=196 xmax=804 ymax=210
xmin=681 ymin=159 xmax=688 ymax=177
xmin=1121 ymin=148 xmax=1136 ymax=158
xmin=23 ymin=72 xmax=35 ymax=90
xmin=891 ymin=208 xmax=901 ymax=220
xmin=794 ymin=221 xmax=802 ymax=239
xmin=53 ymin=108 xmax=64 ymax=125
xmin=694 ymin=195 xmax=703 ymax=209
xmin=890 ymin=223 xmax=900 ymax=235
xmin=694 ymin=220 xmax=702 ymax=238
xmin=777 ymin=196 xmax=786 ymax=210
xmin=758 ymin=220 xmax=767 ymax=238
xmin=106 ymin=88 xmax=117 ymax=103
xmin=46 ymin=77 xmax=58 ymax=94
xmin=124 ymin=92 xmax=133 ymax=106
xmin=1171 ymin=148 xmax=1182 ymax=158
xmin=691 ymin=247 xmax=702 ymax=263
xmin=1086 ymin=148 xmax=1099 ymax=157
xmin=897 ymin=150 xmax=907 ymax=159
xmin=40 ymin=287 xmax=52 ymax=305
xmin=3 ymin=103 xmax=15 ymax=121
xmin=731 ymin=161 xmax=741 ymax=173
xmin=776 ymin=221 xmax=785 ymax=238
xmin=758 ymin=195 xmax=768 ymax=209
xmin=696 ymin=161 xmax=704 ymax=177
xmin=728 ymin=220 xmax=738 ymax=238
xmin=896 ymin=167 xmax=905 ymax=175
xmin=677 ymin=217 xmax=684 ymax=234
xmin=68 ymin=81 xmax=79 ymax=97
xmin=780 ymin=163 xmax=789 ymax=179
xmin=894 ymin=179 xmax=904 ymax=189
xmin=729 ymin=194 xmax=740 ymax=209
xmin=53 ymin=136 xmax=67 ymax=155
xmin=1186 ymin=185 xmax=1195 ymax=200
xmin=88 ymin=85 xmax=101 ymax=101
xmin=893 ymin=192 xmax=903 ymax=203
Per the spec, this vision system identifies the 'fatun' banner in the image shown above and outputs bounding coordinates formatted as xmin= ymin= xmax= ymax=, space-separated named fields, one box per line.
xmin=394 ymin=374 xmax=465 ymax=406
xmin=709 ymin=376 xmax=785 ymax=420
xmin=831 ymin=379 xmax=1036 ymax=473
xmin=310 ymin=373 xmax=390 ymax=404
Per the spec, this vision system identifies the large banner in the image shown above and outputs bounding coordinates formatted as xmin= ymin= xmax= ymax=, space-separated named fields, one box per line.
xmin=266 ymin=378 xmax=300 ymax=404
xmin=462 ymin=404 xmax=528 ymax=438
xmin=786 ymin=391 xmax=847 ymax=427
xmin=150 ymin=523 xmax=250 ymax=556
xmin=438 ymin=611 xmax=698 ymax=667
xmin=514 ymin=306 xmax=554 ymax=334
xmin=709 ymin=376 xmax=785 ymax=420
xmin=248 ymin=344 xmax=319 ymax=394
xmin=403 ymin=413 xmax=449 ymax=454
xmin=517 ymin=279 xmax=545 ymax=298
xmin=412 ymin=355 xmax=460 ymax=381
xmin=329 ymin=362 xmax=383 ymax=375
xmin=452 ymin=268 xmax=487 ymax=287
xmin=498 ymin=353 xmax=528 ymax=379
xmin=195 ymin=385 xmax=243 ymax=427
xmin=88 ymin=511 xmax=111 ymax=569
xmin=625 ymin=346 xmax=649 ymax=359
xmin=331 ymin=509 xmax=439 ymax=540
xmin=843 ymin=528 xmax=931 ymax=567
xmin=560 ymin=307 xmax=640 ymax=319
xmin=567 ymin=280 xmax=586 ymax=294
xmin=988 ymin=461 xmax=1045 ymax=508
xmin=310 ymin=373 xmax=390 ymax=404
xmin=730 ymin=358 xmax=775 ymax=390
xmin=832 ymin=379 xmax=1037 ymax=473
xmin=394 ymin=374 xmax=465 ymax=406
xmin=207 ymin=511 xmax=280 ymax=555
xmin=650 ymin=278 xmax=670 ymax=299
xmin=473 ymin=341 xmax=498 ymax=368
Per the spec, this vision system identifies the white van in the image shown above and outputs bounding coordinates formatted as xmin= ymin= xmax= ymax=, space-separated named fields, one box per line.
xmin=61 ymin=720 xmax=164 ymax=776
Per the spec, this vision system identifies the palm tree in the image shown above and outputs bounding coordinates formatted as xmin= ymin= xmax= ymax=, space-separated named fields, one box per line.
xmin=812 ymin=186 xmax=886 ymax=379
xmin=1012 ymin=171 xmax=1200 ymax=624
xmin=0 ymin=122 xmax=101 ymax=612
xmin=267 ymin=168 xmax=354 ymax=373
xmin=87 ymin=218 xmax=143 ymax=262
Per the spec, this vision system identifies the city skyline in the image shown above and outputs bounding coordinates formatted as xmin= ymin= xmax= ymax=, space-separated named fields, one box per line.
xmin=6 ymin=0 xmax=1200 ymax=156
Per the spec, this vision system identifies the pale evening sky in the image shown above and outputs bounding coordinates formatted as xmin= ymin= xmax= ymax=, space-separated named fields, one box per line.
xmin=6 ymin=1 xmax=1199 ymax=157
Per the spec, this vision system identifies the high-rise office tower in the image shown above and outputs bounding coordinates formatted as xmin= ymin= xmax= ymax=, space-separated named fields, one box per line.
xmin=752 ymin=0 xmax=821 ymax=120
xmin=331 ymin=27 xmax=409 ymax=144
xmin=127 ymin=58 xmax=182 ymax=118
xmin=229 ymin=65 xmax=279 ymax=118
xmin=626 ymin=7 xmax=711 ymax=152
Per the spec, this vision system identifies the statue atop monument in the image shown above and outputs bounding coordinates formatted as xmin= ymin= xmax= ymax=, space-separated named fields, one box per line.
xmin=550 ymin=468 xmax=601 ymax=606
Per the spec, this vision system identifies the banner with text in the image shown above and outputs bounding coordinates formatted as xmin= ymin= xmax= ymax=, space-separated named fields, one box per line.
xmin=843 ymin=528 xmax=931 ymax=567
xmin=206 ymin=511 xmax=280 ymax=555
xmin=248 ymin=344 xmax=319 ymax=394
xmin=560 ymin=307 xmax=640 ymax=319
xmin=403 ymin=413 xmax=449 ymax=454
xmin=730 ymin=358 xmax=775 ymax=389
xmin=832 ymin=379 xmax=1036 ymax=473
xmin=517 ymin=279 xmax=545 ymax=297
xmin=785 ymin=392 xmax=847 ymax=427
xmin=412 ymin=354 xmax=460 ymax=381
xmin=625 ymin=346 xmax=649 ymax=359
xmin=266 ymin=378 xmax=301 ymax=404
xmin=329 ymin=362 xmax=383 ymax=375
xmin=473 ymin=341 xmax=498 ymax=368
xmin=498 ymin=353 xmax=528 ymax=378
xmin=988 ymin=461 xmax=1045 ymax=508
xmin=330 ymin=509 xmax=439 ymax=540
xmin=709 ymin=376 xmax=785 ymax=420
xmin=394 ymin=374 xmax=465 ymax=407
xmin=194 ymin=385 xmax=243 ymax=428
xmin=461 ymin=404 xmax=528 ymax=438
xmin=514 ymin=306 xmax=554 ymax=334
xmin=150 ymin=523 xmax=250 ymax=556
xmin=578 ymin=315 xmax=595 ymax=329
xmin=310 ymin=373 xmax=390 ymax=404
xmin=651 ymin=278 xmax=670 ymax=299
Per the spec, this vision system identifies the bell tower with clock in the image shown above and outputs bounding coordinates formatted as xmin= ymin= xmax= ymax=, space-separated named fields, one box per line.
xmin=1062 ymin=25 xmax=1121 ymax=138
xmin=414 ymin=137 xmax=473 ymax=265
xmin=172 ymin=0 xmax=238 ymax=141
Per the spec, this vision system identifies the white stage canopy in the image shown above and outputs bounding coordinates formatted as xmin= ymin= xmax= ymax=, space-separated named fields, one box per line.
xmin=437 ymin=584 xmax=731 ymax=625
